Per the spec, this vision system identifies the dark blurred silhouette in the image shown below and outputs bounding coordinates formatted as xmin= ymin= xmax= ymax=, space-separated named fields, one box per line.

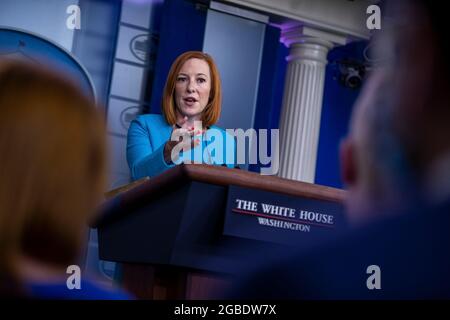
xmin=228 ymin=0 xmax=450 ymax=299
xmin=0 ymin=60 xmax=130 ymax=299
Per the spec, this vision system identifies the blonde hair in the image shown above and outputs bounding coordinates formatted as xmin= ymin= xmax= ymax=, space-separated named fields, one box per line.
xmin=0 ymin=61 xmax=107 ymax=284
xmin=162 ymin=51 xmax=222 ymax=127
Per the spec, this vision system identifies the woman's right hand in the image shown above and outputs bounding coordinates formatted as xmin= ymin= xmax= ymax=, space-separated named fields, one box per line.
xmin=163 ymin=116 xmax=202 ymax=164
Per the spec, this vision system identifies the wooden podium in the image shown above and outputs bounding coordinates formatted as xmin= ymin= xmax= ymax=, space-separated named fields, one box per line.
xmin=94 ymin=164 xmax=346 ymax=299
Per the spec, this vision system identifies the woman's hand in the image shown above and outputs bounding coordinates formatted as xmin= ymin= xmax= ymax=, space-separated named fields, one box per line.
xmin=163 ymin=116 xmax=203 ymax=164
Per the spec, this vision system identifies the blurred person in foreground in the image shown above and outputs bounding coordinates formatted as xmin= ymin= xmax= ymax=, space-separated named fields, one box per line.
xmin=0 ymin=60 xmax=131 ymax=299
xmin=227 ymin=0 xmax=450 ymax=299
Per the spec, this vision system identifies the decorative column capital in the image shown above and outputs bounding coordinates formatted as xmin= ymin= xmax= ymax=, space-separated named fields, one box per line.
xmin=280 ymin=26 xmax=347 ymax=64
xmin=281 ymin=25 xmax=347 ymax=48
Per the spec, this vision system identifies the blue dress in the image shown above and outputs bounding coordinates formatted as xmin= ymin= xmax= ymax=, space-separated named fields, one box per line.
xmin=126 ymin=114 xmax=236 ymax=180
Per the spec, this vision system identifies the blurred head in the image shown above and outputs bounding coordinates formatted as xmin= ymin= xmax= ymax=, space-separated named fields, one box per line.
xmin=384 ymin=0 xmax=450 ymax=201
xmin=340 ymin=69 xmax=403 ymax=223
xmin=341 ymin=0 xmax=450 ymax=223
xmin=0 ymin=61 xmax=107 ymax=282
xmin=162 ymin=51 xmax=221 ymax=127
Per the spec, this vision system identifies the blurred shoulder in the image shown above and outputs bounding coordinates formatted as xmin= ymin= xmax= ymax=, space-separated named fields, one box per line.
xmin=27 ymin=278 xmax=133 ymax=300
xmin=134 ymin=113 xmax=168 ymax=128
xmin=77 ymin=279 xmax=133 ymax=300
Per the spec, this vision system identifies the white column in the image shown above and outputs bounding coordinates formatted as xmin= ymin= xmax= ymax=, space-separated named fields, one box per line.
xmin=278 ymin=26 xmax=345 ymax=182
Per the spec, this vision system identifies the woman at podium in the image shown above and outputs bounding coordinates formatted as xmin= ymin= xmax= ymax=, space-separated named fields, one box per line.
xmin=126 ymin=51 xmax=236 ymax=180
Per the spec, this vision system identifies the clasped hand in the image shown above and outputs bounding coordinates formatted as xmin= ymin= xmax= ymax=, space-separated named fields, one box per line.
xmin=163 ymin=116 xmax=206 ymax=164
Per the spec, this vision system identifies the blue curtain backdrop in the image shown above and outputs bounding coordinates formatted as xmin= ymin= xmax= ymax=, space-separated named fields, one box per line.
xmin=149 ymin=0 xmax=207 ymax=114
xmin=249 ymin=25 xmax=288 ymax=173
xmin=315 ymin=40 xmax=369 ymax=188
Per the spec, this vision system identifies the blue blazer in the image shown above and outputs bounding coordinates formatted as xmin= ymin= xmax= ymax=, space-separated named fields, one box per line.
xmin=127 ymin=114 xmax=236 ymax=180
